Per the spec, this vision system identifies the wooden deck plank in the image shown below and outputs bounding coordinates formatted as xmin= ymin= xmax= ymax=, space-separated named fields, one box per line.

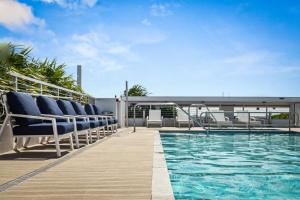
xmin=0 ymin=129 xmax=154 ymax=200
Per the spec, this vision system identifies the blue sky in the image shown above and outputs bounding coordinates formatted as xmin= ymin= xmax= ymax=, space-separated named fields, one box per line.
xmin=0 ymin=0 xmax=300 ymax=97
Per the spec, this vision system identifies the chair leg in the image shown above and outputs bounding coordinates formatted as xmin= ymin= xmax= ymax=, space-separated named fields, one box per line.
xmin=102 ymin=127 xmax=106 ymax=136
xmin=54 ymin=136 xmax=61 ymax=157
xmin=74 ymin=133 xmax=80 ymax=148
xmin=24 ymin=137 xmax=31 ymax=148
xmin=40 ymin=137 xmax=45 ymax=144
xmin=69 ymin=134 xmax=74 ymax=151
xmin=86 ymin=130 xmax=90 ymax=145
xmin=89 ymin=130 xmax=93 ymax=143
xmin=97 ymin=129 xmax=100 ymax=140
xmin=13 ymin=137 xmax=20 ymax=151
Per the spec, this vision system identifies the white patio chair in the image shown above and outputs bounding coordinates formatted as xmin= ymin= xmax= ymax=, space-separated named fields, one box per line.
xmin=211 ymin=110 xmax=233 ymax=128
xmin=147 ymin=110 xmax=163 ymax=127
xmin=236 ymin=111 xmax=261 ymax=127
xmin=176 ymin=110 xmax=194 ymax=127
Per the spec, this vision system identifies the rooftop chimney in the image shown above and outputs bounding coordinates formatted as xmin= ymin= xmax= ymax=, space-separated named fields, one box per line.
xmin=77 ymin=65 xmax=82 ymax=87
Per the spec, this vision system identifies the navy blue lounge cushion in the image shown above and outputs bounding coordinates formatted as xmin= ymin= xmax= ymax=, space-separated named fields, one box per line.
xmin=6 ymin=92 xmax=42 ymax=126
xmin=71 ymin=101 xmax=87 ymax=115
xmin=99 ymin=119 xmax=107 ymax=126
xmin=84 ymin=104 xmax=95 ymax=115
xmin=76 ymin=121 xmax=90 ymax=130
xmin=89 ymin=120 xmax=100 ymax=128
xmin=92 ymin=105 xmax=101 ymax=115
xmin=13 ymin=122 xmax=74 ymax=135
xmin=36 ymin=96 xmax=66 ymax=122
xmin=57 ymin=100 xmax=77 ymax=115
xmin=107 ymin=118 xmax=114 ymax=125
xmin=92 ymin=105 xmax=117 ymax=124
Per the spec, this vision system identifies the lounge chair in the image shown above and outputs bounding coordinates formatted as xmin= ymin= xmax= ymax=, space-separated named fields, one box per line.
xmin=58 ymin=100 xmax=98 ymax=142
xmin=37 ymin=96 xmax=90 ymax=148
xmin=4 ymin=92 xmax=74 ymax=157
xmin=211 ymin=110 xmax=233 ymax=128
xmin=84 ymin=104 xmax=111 ymax=134
xmin=147 ymin=110 xmax=163 ymax=127
xmin=236 ymin=111 xmax=261 ymax=127
xmin=90 ymin=104 xmax=118 ymax=133
xmin=176 ymin=110 xmax=194 ymax=127
xmin=71 ymin=101 xmax=106 ymax=141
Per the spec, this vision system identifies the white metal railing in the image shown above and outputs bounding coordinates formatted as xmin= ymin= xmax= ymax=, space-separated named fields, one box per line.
xmin=199 ymin=111 xmax=299 ymax=131
xmin=0 ymin=71 xmax=95 ymax=122
xmin=8 ymin=71 xmax=85 ymax=96
xmin=130 ymin=103 xmax=299 ymax=132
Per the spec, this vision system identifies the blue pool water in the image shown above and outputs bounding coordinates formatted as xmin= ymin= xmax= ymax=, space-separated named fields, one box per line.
xmin=160 ymin=131 xmax=300 ymax=200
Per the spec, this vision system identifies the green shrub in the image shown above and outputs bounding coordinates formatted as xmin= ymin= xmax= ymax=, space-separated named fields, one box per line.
xmin=271 ymin=113 xmax=289 ymax=119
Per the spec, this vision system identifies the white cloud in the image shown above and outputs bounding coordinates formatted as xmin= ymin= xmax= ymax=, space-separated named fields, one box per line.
xmin=0 ymin=0 xmax=44 ymax=31
xmin=0 ymin=37 xmax=34 ymax=48
xmin=41 ymin=0 xmax=98 ymax=9
xmin=219 ymin=50 xmax=300 ymax=77
xmin=65 ymin=30 xmax=138 ymax=71
xmin=141 ymin=18 xmax=151 ymax=26
xmin=223 ymin=51 xmax=279 ymax=65
xmin=150 ymin=3 xmax=179 ymax=17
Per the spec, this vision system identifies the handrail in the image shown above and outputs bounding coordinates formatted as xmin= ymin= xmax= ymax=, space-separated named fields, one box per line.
xmin=8 ymin=71 xmax=85 ymax=96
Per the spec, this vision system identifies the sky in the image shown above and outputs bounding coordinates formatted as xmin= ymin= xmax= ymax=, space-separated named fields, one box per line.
xmin=0 ymin=0 xmax=300 ymax=97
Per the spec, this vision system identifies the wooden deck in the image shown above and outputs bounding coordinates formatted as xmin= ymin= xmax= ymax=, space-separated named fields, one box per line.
xmin=0 ymin=128 xmax=154 ymax=200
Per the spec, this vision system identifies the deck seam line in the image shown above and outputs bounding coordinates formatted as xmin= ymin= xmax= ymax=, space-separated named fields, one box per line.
xmin=0 ymin=133 xmax=114 ymax=192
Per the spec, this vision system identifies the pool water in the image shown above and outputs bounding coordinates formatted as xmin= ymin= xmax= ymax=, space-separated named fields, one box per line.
xmin=160 ymin=132 xmax=300 ymax=200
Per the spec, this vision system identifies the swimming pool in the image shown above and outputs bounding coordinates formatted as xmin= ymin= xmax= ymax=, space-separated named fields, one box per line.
xmin=160 ymin=131 xmax=300 ymax=200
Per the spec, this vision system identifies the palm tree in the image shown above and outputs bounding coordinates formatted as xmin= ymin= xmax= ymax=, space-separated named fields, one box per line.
xmin=127 ymin=84 xmax=150 ymax=96
xmin=0 ymin=42 xmax=83 ymax=93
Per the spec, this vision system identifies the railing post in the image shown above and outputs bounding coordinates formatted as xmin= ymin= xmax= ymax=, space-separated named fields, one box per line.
xmin=208 ymin=112 xmax=210 ymax=131
xmin=248 ymin=112 xmax=250 ymax=131
xmin=133 ymin=105 xmax=136 ymax=132
xmin=289 ymin=111 xmax=291 ymax=132
xmin=188 ymin=106 xmax=191 ymax=130
xmin=40 ymin=84 xmax=43 ymax=95
xmin=15 ymin=77 xmax=18 ymax=92
xmin=173 ymin=105 xmax=176 ymax=127
xmin=125 ymin=81 xmax=128 ymax=128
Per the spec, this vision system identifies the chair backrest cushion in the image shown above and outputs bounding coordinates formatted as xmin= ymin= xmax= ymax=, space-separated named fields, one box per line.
xmin=6 ymin=92 xmax=42 ymax=125
xmin=57 ymin=99 xmax=77 ymax=115
xmin=149 ymin=110 xmax=161 ymax=121
xmin=237 ymin=111 xmax=249 ymax=122
xmin=71 ymin=101 xmax=87 ymax=115
xmin=37 ymin=96 xmax=66 ymax=122
xmin=92 ymin=105 xmax=101 ymax=115
xmin=85 ymin=104 xmax=95 ymax=115
xmin=212 ymin=111 xmax=226 ymax=122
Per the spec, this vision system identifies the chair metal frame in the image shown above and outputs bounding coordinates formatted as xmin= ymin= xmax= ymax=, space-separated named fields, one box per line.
xmin=1 ymin=94 xmax=75 ymax=157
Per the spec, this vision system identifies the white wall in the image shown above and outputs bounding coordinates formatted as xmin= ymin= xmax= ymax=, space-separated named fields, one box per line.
xmin=95 ymin=98 xmax=125 ymax=127
xmin=95 ymin=98 xmax=116 ymax=114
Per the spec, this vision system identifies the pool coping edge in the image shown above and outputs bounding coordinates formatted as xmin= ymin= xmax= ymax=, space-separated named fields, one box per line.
xmin=152 ymin=131 xmax=175 ymax=200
